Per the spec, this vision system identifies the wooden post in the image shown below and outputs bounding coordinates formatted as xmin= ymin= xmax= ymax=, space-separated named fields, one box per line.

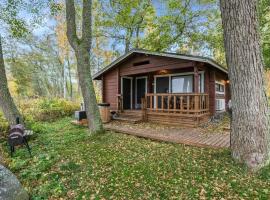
xmin=187 ymin=96 xmax=190 ymax=114
xmin=141 ymin=97 xmax=147 ymax=121
xmin=150 ymin=95 xmax=153 ymax=110
xmin=161 ymin=96 xmax=164 ymax=110
xmin=155 ymin=95 xmax=158 ymax=111
xmin=168 ymin=95 xmax=171 ymax=112
xmin=180 ymin=96 xmax=183 ymax=113
xmin=194 ymin=65 xmax=199 ymax=93
xmin=174 ymin=96 xmax=176 ymax=113
xmin=194 ymin=65 xmax=200 ymax=114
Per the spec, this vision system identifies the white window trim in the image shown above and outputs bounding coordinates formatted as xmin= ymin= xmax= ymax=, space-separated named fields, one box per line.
xmin=121 ymin=76 xmax=133 ymax=109
xmin=215 ymin=81 xmax=225 ymax=95
xmin=154 ymin=71 xmax=205 ymax=94
xmin=135 ymin=76 xmax=148 ymax=108
xmin=216 ymin=98 xmax=226 ymax=111
xmin=199 ymin=73 xmax=205 ymax=93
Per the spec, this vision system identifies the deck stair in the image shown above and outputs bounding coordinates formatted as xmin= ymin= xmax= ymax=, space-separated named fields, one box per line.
xmin=113 ymin=110 xmax=143 ymax=124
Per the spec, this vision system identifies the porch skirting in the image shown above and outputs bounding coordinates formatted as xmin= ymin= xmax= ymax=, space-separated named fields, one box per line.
xmin=146 ymin=112 xmax=209 ymax=127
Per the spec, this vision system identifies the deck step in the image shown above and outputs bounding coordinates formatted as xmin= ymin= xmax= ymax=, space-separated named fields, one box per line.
xmin=121 ymin=110 xmax=143 ymax=114
xmin=113 ymin=116 xmax=142 ymax=124
xmin=119 ymin=113 xmax=143 ymax=118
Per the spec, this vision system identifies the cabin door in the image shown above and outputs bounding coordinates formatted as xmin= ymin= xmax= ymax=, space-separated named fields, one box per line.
xmin=121 ymin=77 xmax=133 ymax=110
xmin=155 ymin=76 xmax=170 ymax=108
xmin=135 ymin=77 xmax=147 ymax=109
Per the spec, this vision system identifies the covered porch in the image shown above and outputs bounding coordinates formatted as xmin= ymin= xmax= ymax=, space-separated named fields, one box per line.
xmin=116 ymin=66 xmax=210 ymax=127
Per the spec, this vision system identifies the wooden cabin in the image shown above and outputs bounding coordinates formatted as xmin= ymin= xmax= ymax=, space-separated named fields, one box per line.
xmin=93 ymin=49 xmax=230 ymax=127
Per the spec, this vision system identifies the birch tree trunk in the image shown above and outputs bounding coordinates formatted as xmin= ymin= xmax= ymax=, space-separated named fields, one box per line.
xmin=0 ymin=36 xmax=23 ymax=125
xmin=65 ymin=0 xmax=103 ymax=133
xmin=220 ymin=0 xmax=270 ymax=171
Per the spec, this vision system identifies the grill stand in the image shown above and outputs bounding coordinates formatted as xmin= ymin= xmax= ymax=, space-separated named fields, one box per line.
xmin=9 ymin=136 xmax=32 ymax=157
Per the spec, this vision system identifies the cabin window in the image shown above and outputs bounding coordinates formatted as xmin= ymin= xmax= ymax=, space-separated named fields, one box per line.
xmin=133 ymin=60 xmax=150 ymax=66
xmin=199 ymin=73 xmax=205 ymax=93
xmin=216 ymin=99 xmax=225 ymax=111
xmin=215 ymin=82 xmax=225 ymax=94
xmin=171 ymin=75 xmax=193 ymax=93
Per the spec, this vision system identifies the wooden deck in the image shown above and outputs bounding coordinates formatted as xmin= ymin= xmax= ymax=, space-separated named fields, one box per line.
xmin=104 ymin=122 xmax=230 ymax=149
xmin=117 ymin=93 xmax=210 ymax=127
xmin=114 ymin=110 xmax=143 ymax=123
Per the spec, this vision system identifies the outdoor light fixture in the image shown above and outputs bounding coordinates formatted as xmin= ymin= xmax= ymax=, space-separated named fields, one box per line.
xmin=158 ymin=70 xmax=168 ymax=75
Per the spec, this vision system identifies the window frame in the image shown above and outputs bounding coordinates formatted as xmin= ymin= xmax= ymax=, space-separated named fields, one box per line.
xmin=154 ymin=71 xmax=205 ymax=94
xmin=171 ymin=74 xmax=194 ymax=93
xmin=215 ymin=81 xmax=225 ymax=95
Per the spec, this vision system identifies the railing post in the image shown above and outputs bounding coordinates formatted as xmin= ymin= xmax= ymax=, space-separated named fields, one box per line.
xmin=117 ymin=95 xmax=119 ymax=112
xmin=141 ymin=97 xmax=147 ymax=121
xmin=121 ymin=95 xmax=123 ymax=112
xmin=139 ymin=93 xmax=209 ymax=118
xmin=117 ymin=94 xmax=123 ymax=113
xmin=174 ymin=96 xmax=176 ymax=113
xmin=187 ymin=96 xmax=190 ymax=113
xmin=194 ymin=94 xmax=199 ymax=112
xmin=155 ymin=95 xmax=158 ymax=111
xmin=206 ymin=94 xmax=210 ymax=113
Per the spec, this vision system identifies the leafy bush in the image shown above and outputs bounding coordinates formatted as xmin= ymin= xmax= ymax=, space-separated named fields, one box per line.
xmin=21 ymin=98 xmax=80 ymax=122
xmin=0 ymin=98 xmax=80 ymax=132
xmin=0 ymin=111 xmax=9 ymax=133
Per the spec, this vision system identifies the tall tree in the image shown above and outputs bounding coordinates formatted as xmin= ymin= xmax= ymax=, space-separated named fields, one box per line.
xmin=98 ymin=0 xmax=155 ymax=53
xmin=0 ymin=36 xmax=23 ymax=125
xmin=259 ymin=0 xmax=270 ymax=68
xmin=0 ymin=0 xmax=29 ymax=125
xmin=65 ymin=0 xmax=103 ymax=133
xmin=220 ymin=0 xmax=270 ymax=171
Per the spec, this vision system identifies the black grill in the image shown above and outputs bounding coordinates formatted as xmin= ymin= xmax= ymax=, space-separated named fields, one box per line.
xmin=8 ymin=118 xmax=31 ymax=157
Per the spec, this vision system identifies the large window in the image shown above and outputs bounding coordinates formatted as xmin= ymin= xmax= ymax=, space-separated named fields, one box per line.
xmin=216 ymin=99 xmax=225 ymax=111
xmin=215 ymin=82 xmax=225 ymax=94
xmin=155 ymin=72 xmax=204 ymax=94
xmin=199 ymin=73 xmax=204 ymax=93
xmin=171 ymin=75 xmax=193 ymax=93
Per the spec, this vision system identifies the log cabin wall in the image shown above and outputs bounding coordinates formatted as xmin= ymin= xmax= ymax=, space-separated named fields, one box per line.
xmin=215 ymin=69 xmax=230 ymax=110
xmin=102 ymin=68 xmax=118 ymax=110
xmin=119 ymin=54 xmax=194 ymax=76
xmin=101 ymin=53 xmax=229 ymax=116
xmin=209 ymin=69 xmax=216 ymax=115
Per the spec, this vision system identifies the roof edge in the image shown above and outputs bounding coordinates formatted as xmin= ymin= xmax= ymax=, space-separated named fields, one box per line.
xmin=93 ymin=49 xmax=227 ymax=80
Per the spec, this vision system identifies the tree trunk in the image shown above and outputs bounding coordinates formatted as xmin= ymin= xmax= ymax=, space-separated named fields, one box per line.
xmin=75 ymin=47 xmax=103 ymax=132
xmin=0 ymin=36 xmax=23 ymax=125
xmin=124 ymin=29 xmax=133 ymax=53
xmin=220 ymin=0 xmax=270 ymax=171
xmin=67 ymin=55 xmax=73 ymax=100
xmin=65 ymin=0 xmax=103 ymax=133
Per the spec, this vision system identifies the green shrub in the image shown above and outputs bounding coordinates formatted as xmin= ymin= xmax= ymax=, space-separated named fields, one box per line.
xmin=21 ymin=98 xmax=80 ymax=122
xmin=0 ymin=98 xmax=80 ymax=131
xmin=0 ymin=111 xmax=9 ymax=133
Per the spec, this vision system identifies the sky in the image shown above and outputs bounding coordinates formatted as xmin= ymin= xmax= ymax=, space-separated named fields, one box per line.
xmin=1 ymin=0 xmax=218 ymax=59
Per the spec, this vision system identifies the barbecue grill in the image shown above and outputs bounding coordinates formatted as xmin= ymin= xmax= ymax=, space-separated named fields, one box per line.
xmin=8 ymin=118 xmax=31 ymax=157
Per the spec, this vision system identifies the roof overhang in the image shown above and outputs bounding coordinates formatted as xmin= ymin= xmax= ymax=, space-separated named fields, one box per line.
xmin=93 ymin=49 xmax=228 ymax=80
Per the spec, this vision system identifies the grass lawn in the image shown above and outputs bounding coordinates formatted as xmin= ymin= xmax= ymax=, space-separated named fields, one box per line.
xmin=0 ymin=118 xmax=270 ymax=199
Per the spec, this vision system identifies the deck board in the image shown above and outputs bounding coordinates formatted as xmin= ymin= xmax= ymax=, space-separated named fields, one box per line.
xmin=104 ymin=122 xmax=230 ymax=149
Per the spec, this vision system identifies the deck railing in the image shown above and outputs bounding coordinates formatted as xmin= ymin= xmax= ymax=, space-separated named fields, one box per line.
xmin=117 ymin=94 xmax=123 ymax=112
xmin=143 ymin=93 xmax=209 ymax=116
